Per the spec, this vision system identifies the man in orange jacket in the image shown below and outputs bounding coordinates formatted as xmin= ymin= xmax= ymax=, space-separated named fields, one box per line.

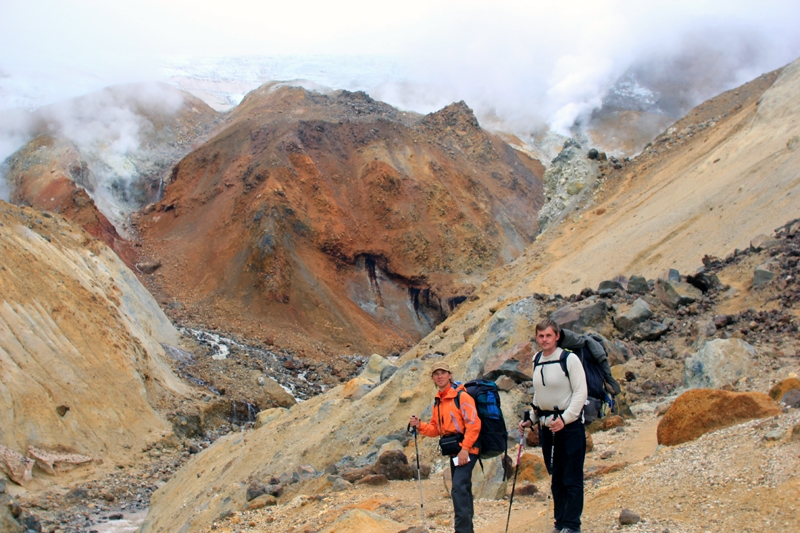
xmin=410 ymin=362 xmax=481 ymax=533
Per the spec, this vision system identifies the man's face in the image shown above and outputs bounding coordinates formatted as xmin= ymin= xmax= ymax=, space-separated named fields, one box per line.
xmin=431 ymin=369 xmax=451 ymax=388
xmin=535 ymin=327 xmax=559 ymax=352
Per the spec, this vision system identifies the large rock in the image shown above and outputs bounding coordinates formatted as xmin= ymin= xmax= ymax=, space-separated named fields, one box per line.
xmin=654 ymin=279 xmax=702 ymax=309
xmin=360 ymin=354 xmax=395 ymax=382
xmin=342 ymin=377 xmax=378 ymax=400
xmin=613 ymin=298 xmax=653 ymax=334
xmin=769 ymin=378 xmax=800 ymax=402
xmin=632 ymin=320 xmax=668 ymax=342
xmin=481 ymin=342 xmax=535 ymax=381
xmin=254 ymin=376 xmax=296 ymax=409
xmin=516 ymin=452 xmax=549 ymax=482
xmin=753 ymin=264 xmax=776 ymax=287
xmin=465 ymin=296 xmax=540 ymax=380
xmin=550 ymin=298 xmax=608 ymax=333
xmin=684 ymin=339 xmax=756 ymax=389
xmin=626 ymin=275 xmax=649 ymax=294
xmin=373 ymin=450 xmax=414 ymax=480
xmin=657 ymin=389 xmax=781 ymax=446
xmin=686 ymin=269 xmax=721 ymax=292
xmin=472 ymin=455 xmax=511 ymax=499
xmin=597 ymin=280 xmax=623 ymax=296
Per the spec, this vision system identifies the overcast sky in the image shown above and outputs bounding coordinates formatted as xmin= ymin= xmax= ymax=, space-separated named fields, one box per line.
xmin=2 ymin=1 xmax=800 ymax=129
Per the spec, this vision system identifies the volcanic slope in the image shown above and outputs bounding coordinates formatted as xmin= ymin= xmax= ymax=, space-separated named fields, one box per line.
xmin=0 ymin=200 xmax=191 ymax=485
xmin=139 ymin=59 xmax=800 ymax=533
xmin=136 ymin=85 xmax=545 ymax=358
xmin=2 ymin=82 xmax=220 ymax=268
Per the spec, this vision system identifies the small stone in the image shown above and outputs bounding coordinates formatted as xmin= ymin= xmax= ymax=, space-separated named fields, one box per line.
xmin=762 ymin=429 xmax=785 ymax=442
xmin=619 ymin=509 xmax=641 ymax=525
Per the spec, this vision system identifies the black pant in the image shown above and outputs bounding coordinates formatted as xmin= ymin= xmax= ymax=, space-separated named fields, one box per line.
xmin=449 ymin=453 xmax=478 ymax=533
xmin=540 ymin=421 xmax=585 ymax=532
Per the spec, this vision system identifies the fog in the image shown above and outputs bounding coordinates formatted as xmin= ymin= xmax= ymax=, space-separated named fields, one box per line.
xmin=1 ymin=1 xmax=800 ymax=174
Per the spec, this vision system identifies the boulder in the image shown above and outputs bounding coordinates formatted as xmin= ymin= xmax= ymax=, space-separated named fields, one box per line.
xmin=516 ymin=452 xmax=549 ymax=483
xmin=686 ymin=270 xmax=721 ymax=293
xmin=768 ymin=378 xmax=800 ymax=402
xmin=331 ymin=478 xmax=352 ymax=492
xmin=550 ymin=298 xmax=608 ymax=333
xmin=494 ymin=375 xmax=517 ymax=391
xmin=654 ymin=279 xmax=702 ymax=309
xmin=465 ymin=296 xmax=540 ymax=379
xmin=373 ymin=450 xmax=414 ymax=480
xmin=597 ymin=280 xmax=623 ymax=295
xmin=613 ymin=298 xmax=653 ymax=334
xmin=753 ymin=264 xmax=775 ymax=287
xmin=245 ymin=483 xmax=283 ymax=501
xmin=376 ymin=439 xmax=404 ymax=458
xmin=510 ymin=483 xmax=539 ymax=496
xmin=481 ymin=342 xmax=535 ymax=382
xmin=342 ymin=377 xmax=377 ymax=400
xmin=254 ymin=376 xmax=296 ymax=408
xmin=380 ymin=365 xmax=398 ymax=382
xmin=750 ymin=234 xmax=781 ymax=251
xmin=657 ymin=389 xmax=781 ymax=446
xmin=684 ymin=338 xmax=756 ymax=389
xmin=471 ymin=455 xmax=511 ymax=499
xmin=360 ymin=354 xmax=394 ymax=382
xmin=657 ymin=269 xmax=681 ymax=282
xmin=398 ymin=390 xmax=417 ymax=403
xmin=355 ymin=474 xmax=389 ymax=486
xmin=244 ymin=494 xmax=277 ymax=510
xmin=781 ymin=389 xmax=800 ymax=408
xmin=609 ymin=339 xmax=631 ymax=365
xmin=626 ymin=275 xmax=649 ymax=294
xmin=632 ymin=320 xmax=668 ymax=342
xmin=318 ymin=509 xmax=405 ymax=533
xmin=341 ymin=466 xmax=374 ymax=483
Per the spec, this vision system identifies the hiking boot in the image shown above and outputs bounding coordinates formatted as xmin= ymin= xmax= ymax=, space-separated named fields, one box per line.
xmin=559 ymin=529 xmax=581 ymax=533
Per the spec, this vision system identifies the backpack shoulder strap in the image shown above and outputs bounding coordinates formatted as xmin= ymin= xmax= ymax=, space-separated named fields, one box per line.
xmin=559 ymin=349 xmax=571 ymax=378
xmin=453 ymin=383 xmax=462 ymax=411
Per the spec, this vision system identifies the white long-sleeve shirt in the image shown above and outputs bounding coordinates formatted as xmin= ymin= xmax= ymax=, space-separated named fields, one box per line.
xmin=532 ymin=347 xmax=588 ymax=426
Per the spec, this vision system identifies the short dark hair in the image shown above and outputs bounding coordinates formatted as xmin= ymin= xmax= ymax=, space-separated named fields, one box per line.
xmin=535 ymin=318 xmax=561 ymax=336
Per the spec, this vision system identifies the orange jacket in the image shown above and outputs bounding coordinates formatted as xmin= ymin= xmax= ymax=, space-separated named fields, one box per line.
xmin=418 ymin=383 xmax=481 ymax=455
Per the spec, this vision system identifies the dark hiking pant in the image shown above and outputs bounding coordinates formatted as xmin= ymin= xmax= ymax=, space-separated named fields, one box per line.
xmin=540 ymin=420 xmax=585 ymax=532
xmin=449 ymin=453 xmax=478 ymax=533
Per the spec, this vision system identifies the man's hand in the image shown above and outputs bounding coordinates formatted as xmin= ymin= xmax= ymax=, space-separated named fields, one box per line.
xmin=409 ymin=415 xmax=420 ymax=428
xmin=518 ymin=419 xmax=532 ymax=432
xmin=549 ymin=416 xmax=565 ymax=432
xmin=456 ymin=447 xmax=469 ymax=466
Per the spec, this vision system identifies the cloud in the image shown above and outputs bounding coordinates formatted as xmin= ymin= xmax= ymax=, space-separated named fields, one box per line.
xmin=1 ymin=1 xmax=800 ymax=141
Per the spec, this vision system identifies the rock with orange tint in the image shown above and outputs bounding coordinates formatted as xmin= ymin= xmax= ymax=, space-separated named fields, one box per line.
xmin=137 ymin=86 xmax=545 ymax=358
xmin=769 ymin=378 xmax=800 ymax=402
xmin=657 ymin=389 xmax=781 ymax=446
xmin=517 ymin=452 xmax=549 ymax=483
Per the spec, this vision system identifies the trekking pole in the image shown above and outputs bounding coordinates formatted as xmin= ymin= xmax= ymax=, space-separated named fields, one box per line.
xmin=408 ymin=420 xmax=425 ymax=530
xmin=549 ymin=407 xmax=560 ymax=473
xmin=504 ymin=410 xmax=530 ymax=533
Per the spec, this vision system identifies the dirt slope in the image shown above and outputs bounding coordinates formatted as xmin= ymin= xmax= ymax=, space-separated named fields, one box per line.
xmin=0 ymin=200 xmax=190 ymax=485
xmin=529 ymin=63 xmax=797 ymax=294
xmin=136 ymin=86 xmax=544 ymax=358
xmin=139 ymin=59 xmax=800 ymax=533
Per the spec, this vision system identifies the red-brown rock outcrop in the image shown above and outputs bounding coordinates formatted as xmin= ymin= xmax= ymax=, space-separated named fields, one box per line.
xmin=137 ymin=86 xmax=545 ymax=357
xmin=657 ymin=389 xmax=781 ymax=446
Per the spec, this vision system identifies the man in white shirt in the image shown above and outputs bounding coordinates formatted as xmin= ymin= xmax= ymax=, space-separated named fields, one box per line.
xmin=519 ymin=319 xmax=588 ymax=533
